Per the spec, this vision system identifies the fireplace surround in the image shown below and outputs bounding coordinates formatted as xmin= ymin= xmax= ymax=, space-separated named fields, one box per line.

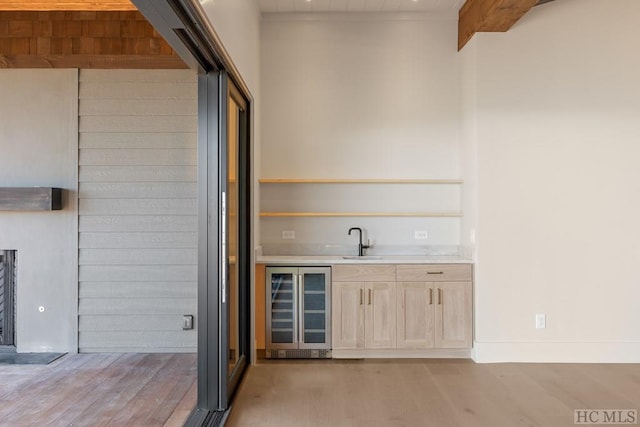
xmin=0 ymin=250 xmax=16 ymax=347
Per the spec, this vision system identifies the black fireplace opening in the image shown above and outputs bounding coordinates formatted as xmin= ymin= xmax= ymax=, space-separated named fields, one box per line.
xmin=0 ymin=250 xmax=16 ymax=347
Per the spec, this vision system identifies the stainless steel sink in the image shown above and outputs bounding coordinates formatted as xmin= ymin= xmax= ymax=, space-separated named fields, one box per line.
xmin=341 ymin=255 xmax=383 ymax=260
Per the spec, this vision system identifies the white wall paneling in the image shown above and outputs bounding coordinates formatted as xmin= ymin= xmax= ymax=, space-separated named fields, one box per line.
xmin=77 ymin=69 xmax=198 ymax=353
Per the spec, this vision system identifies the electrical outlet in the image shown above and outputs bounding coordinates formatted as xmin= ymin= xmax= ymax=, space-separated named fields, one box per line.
xmin=535 ymin=313 xmax=546 ymax=329
xmin=414 ymin=230 xmax=428 ymax=240
xmin=183 ymin=315 xmax=194 ymax=330
xmin=281 ymin=230 xmax=296 ymax=240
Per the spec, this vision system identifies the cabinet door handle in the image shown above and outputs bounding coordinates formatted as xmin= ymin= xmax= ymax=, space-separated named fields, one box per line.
xmin=298 ymin=274 xmax=304 ymax=344
xmin=427 ymin=271 xmax=444 ymax=275
xmin=368 ymin=289 xmax=372 ymax=305
xmin=429 ymin=288 xmax=433 ymax=305
xmin=292 ymin=274 xmax=298 ymax=344
xmin=360 ymin=288 xmax=363 ymax=305
xmin=438 ymin=288 xmax=442 ymax=305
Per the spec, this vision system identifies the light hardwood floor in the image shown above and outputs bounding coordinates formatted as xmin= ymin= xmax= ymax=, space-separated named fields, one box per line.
xmin=226 ymin=359 xmax=640 ymax=427
xmin=0 ymin=353 xmax=197 ymax=426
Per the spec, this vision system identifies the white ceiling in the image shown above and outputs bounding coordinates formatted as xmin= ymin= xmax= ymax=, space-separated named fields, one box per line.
xmin=257 ymin=0 xmax=466 ymax=13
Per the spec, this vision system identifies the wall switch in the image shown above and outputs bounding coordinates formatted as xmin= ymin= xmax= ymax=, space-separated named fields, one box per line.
xmin=183 ymin=315 xmax=194 ymax=330
xmin=414 ymin=230 xmax=429 ymax=240
xmin=535 ymin=313 xmax=546 ymax=329
xmin=281 ymin=230 xmax=296 ymax=240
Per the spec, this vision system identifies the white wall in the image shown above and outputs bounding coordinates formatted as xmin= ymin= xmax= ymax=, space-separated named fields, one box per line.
xmin=260 ymin=13 xmax=463 ymax=250
xmin=0 ymin=69 xmax=78 ymax=353
xmin=261 ymin=13 xmax=459 ymax=179
xmin=199 ymin=0 xmax=261 ymax=96
xmin=459 ymin=37 xmax=478 ymax=257
xmin=469 ymin=0 xmax=640 ymax=362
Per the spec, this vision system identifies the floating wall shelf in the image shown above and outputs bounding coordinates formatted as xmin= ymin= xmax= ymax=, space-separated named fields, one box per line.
xmin=0 ymin=188 xmax=63 ymax=211
xmin=259 ymin=179 xmax=464 ymax=184
xmin=260 ymin=212 xmax=463 ymax=218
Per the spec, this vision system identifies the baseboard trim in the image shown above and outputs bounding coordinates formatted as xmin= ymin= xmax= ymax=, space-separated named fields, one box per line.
xmin=332 ymin=348 xmax=471 ymax=359
xmin=472 ymin=341 xmax=640 ymax=363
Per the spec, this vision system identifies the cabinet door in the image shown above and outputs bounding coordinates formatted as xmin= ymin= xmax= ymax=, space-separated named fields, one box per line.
xmin=435 ymin=282 xmax=472 ymax=348
xmin=300 ymin=268 xmax=331 ymax=349
xmin=332 ymin=282 xmax=364 ymax=349
xmin=365 ymin=282 xmax=396 ymax=349
xmin=397 ymin=282 xmax=435 ymax=349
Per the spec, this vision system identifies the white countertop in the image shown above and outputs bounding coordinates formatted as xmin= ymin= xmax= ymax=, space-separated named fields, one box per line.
xmin=257 ymin=255 xmax=472 ymax=265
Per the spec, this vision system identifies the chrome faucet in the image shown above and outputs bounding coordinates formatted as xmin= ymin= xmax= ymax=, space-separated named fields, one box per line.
xmin=348 ymin=227 xmax=370 ymax=256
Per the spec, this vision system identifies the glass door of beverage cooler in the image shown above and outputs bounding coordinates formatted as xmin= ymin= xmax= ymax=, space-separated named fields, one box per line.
xmin=299 ymin=269 xmax=331 ymax=350
xmin=266 ymin=269 xmax=298 ymax=349
xmin=266 ymin=267 xmax=331 ymax=355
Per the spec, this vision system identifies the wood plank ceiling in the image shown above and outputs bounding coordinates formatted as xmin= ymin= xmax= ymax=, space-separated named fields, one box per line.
xmin=0 ymin=1 xmax=136 ymax=11
xmin=0 ymin=0 xmax=186 ymax=69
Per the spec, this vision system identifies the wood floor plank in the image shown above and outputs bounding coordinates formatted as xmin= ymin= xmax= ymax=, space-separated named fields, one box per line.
xmin=0 ymin=353 xmax=196 ymax=427
xmin=227 ymin=359 xmax=640 ymax=427
xmin=2 ymin=355 xmax=638 ymax=426
xmin=162 ymin=380 xmax=198 ymax=427
xmin=485 ymin=363 xmax=572 ymax=425
xmin=56 ymin=353 xmax=174 ymax=426
xmin=104 ymin=354 xmax=193 ymax=426
xmin=0 ymin=353 xmax=118 ymax=422
xmin=25 ymin=353 xmax=126 ymax=425
xmin=576 ymin=363 xmax=640 ymax=407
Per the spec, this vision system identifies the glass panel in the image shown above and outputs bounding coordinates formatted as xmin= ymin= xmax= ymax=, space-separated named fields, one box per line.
xmin=302 ymin=272 xmax=327 ymax=345
xmin=304 ymin=332 xmax=326 ymax=344
xmin=304 ymin=274 xmax=326 ymax=291
xmin=270 ymin=273 xmax=295 ymax=344
xmin=227 ymin=96 xmax=240 ymax=378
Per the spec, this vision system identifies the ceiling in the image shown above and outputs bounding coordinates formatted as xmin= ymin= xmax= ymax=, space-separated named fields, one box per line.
xmin=256 ymin=0 xmax=466 ymax=13
xmin=0 ymin=0 xmax=135 ymax=10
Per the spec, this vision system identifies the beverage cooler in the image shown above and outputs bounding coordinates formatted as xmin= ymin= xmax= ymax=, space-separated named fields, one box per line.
xmin=265 ymin=267 xmax=331 ymax=358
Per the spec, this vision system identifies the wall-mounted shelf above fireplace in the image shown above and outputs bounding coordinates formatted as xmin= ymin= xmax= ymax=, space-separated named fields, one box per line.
xmin=0 ymin=188 xmax=63 ymax=211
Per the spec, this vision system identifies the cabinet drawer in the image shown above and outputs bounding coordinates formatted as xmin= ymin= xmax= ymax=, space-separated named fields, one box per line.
xmin=332 ymin=264 xmax=396 ymax=282
xmin=396 ymin=264 xmax=471 ymax=282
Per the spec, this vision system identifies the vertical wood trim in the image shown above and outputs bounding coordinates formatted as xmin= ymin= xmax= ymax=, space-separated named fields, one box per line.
xmin=255 ymin=264 xmax=265 ymax=350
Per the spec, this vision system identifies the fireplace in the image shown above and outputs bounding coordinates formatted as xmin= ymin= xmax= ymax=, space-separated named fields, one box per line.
xmin=0 ymin=250 xmax=16 ymax=347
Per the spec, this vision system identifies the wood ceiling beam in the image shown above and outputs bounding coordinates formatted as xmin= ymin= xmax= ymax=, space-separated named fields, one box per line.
xmin=0 ymin=1 xmax=136 ymax=11
xmin=458 ymin=0 xmax=539 ymax=51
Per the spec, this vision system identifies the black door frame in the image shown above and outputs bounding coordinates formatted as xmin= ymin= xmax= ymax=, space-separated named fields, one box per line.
xmin=131 ymin=1 xmax=254 ymax=425
xmin=220 ymin=75 xmax=251 ymax=404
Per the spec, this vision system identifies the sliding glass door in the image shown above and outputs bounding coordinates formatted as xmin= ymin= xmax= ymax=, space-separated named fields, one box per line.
xmin=220 ymin=75 xmax=250 ymax=401
xmin=195 ymin=70 xmax=250 ymax=422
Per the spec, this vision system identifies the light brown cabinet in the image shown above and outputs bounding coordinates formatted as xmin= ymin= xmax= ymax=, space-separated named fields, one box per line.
xmin=396 ymin=282 xmax=435 ymax=348
xmin=332 ymin=265 xmax=396 ymax=350
xmin=397 ymin=265 xmax=472 ymax=349
xmin=435 ymin=282 xmax=472 ymax=348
